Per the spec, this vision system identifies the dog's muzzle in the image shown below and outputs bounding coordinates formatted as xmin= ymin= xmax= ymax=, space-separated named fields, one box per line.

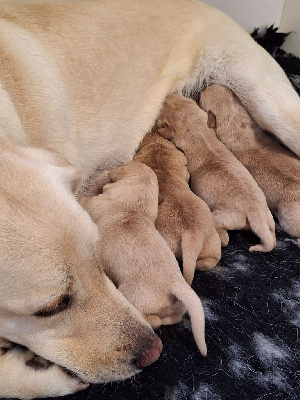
xmin=133 ymin=333 xmax=163 ymax=368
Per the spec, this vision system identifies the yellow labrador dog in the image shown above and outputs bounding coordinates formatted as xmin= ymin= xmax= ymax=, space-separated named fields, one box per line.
xmin=0 ymin=0 xmax=300 ymax=398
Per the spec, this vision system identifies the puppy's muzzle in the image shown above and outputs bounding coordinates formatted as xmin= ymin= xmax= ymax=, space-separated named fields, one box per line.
xmin=133 ymin=333 xmax=163 ymax=368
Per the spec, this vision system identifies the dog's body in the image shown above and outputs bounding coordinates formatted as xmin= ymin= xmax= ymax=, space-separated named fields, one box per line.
xmin=200 ymin=84 xmax=300 ymax=242
xmin=80 ymin=162 xmax=207 ymax=355
xmin=0 ymin=0 xmax=300 ymax=397
xmin=134 ymin=130 xmax=221 ymax=285
xmin=158 ymin=94 xmax=276 ymax=251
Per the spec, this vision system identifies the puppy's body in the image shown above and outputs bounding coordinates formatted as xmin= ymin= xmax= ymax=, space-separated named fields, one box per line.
xmin=134 ymin=130 xmax=221 ymax=285
xmin=80 ymin=162 xmax=207 ymax=356
xmin=200 ymin=84 xmax=300 ymax=241
xmin=158 ymin=94 xmax=276 ymax=251
xmin=1 ymin=0 xmax=300 ymax=396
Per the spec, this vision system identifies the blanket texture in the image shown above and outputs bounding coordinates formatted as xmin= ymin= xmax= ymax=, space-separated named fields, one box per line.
xmin=29 ymin=26 xmax=300 ymax=400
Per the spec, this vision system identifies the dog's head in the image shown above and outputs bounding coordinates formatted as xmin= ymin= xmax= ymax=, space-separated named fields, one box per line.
xmin=0 ymin=142 xmax=162 ymax=383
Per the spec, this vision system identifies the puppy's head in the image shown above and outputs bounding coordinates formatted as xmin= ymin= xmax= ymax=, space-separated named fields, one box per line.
xmin=200 ymin=84 xmax=236 ymax=117
xmin=0 ymin=144 xmax=162 ymax=383
xmin=107 ymin=162 xmax=159 ymax=221
xmin=157 ymin=94 xmax=209 ymax=147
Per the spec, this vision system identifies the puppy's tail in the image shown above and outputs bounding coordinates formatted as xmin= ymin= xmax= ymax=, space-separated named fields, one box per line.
xmin=171 ymin=282 xmax=207 ymax=356
xmin=248 ymin=209 xmax=276 ymax=252
xmin=181 ymin=231 xmax=203 ymax=286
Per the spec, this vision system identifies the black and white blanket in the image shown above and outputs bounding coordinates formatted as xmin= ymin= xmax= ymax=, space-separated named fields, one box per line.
xmin=37 ymin=27 xmax=300 ymax=400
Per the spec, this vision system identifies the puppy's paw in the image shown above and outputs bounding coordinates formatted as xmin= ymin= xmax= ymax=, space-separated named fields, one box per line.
xmin=146 ymin=314 xmax=162 ymax=329
xmin=196 ymin=257 xmax=218 ymax=271
xmin=217 ymin=228 xmax=229 ymax=247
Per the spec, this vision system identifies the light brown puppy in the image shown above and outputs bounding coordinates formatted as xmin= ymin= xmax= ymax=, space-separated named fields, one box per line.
xmin=200 ymin=84 xmax=300 ymax=242
xmin=80 ymin=161 xmax=207 ymax=356
xmin=134 ymin=130 xmax=221 ymax=285
xmin=158 ymin=94 xmax=276 ymax=252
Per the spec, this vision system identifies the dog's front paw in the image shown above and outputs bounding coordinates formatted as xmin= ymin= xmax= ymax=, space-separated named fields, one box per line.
xmin=0 ymin=344 xmax=89 ymax=399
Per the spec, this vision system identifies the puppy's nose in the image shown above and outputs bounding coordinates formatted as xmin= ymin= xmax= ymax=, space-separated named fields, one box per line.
xmin=134 ymin=333 xmax=163 ymax=368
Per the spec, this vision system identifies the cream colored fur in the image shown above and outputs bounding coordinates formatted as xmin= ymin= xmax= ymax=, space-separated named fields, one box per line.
xmin=0 ymin=342 xmax=88 ymax=399
xmin=134 ymin=130 xmax=221 ymax=285
xmin=0 ymin=0 xmax=300 ymax=397
xmin=157 ymin=94 xmax=276 ymax=251
xmin=200 ymin=84 xmax=300 ymax=242
xmin=80 ymin=162 xmax=207 ymax=356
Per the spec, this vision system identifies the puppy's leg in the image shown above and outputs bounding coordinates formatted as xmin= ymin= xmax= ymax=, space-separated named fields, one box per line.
xmin=0 ymin=345 xmax=88 ymax=399
xmin=196 ymin=231 xmax=221 ymax=271
xmin=211 ymin=210 xmax=235 ymax=247
xmin=277 ymin=201 xmax=300 ymax=240
xmin=146 ymin=314 xmax=162 ymax=329
xmin=181 ymin=230 xmax=204 ymax=285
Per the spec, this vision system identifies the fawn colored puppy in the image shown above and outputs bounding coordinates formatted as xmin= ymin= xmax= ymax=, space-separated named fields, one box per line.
xmin=134 ymin=130 xmax=221 ymax=285
xmin=200 ymin=84 xmax=300 ymax=242
xmin=80 ymin=162 xmax=207 ymax=356
xmin=157 ymin=94 xmax=276 ymax=252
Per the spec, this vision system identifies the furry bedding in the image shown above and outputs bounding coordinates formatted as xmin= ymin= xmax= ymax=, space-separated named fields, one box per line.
xmin=22 ymin=27 xmax=300 ymax=400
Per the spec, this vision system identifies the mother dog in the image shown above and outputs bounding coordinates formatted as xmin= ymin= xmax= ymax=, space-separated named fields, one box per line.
xmin=0 ymin=0 xmax=299 ymax=398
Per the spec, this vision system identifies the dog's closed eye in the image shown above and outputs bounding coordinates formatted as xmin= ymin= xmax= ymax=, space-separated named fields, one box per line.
xmin=34 ymin=294 xmax=72 ymax=318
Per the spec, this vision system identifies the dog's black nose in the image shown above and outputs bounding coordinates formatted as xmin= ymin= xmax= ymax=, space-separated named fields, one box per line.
xmin=133 ymin=333 xmax=163 ymax=369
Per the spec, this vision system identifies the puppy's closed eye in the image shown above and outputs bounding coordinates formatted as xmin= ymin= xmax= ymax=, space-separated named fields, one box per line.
xmin=34 ymin=294 xmax=72 ymax=318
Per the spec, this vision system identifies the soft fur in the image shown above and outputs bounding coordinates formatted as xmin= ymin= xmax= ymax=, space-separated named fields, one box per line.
xmin=134 ymin=130 xmax=221 ymax=285
xmin=80 ymin=162 xmax=207 ymax=356
xmin=157 ymin=94 xmax=276 ymax=251
xmin=0 ymin=0 xmax=300 ymax=397
xmin=200 ymin=84 xmax=300 ymax=242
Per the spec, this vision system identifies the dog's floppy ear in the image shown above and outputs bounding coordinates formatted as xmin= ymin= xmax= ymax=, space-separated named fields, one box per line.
xmin=207 ymin=110 xmax=216 ymax=129
xmin=157 ymin=120 xmax=172 ymax=139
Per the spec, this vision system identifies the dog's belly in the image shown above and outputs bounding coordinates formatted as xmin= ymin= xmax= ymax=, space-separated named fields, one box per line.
xmin=0 ymin=0 xmax=236 ymax=180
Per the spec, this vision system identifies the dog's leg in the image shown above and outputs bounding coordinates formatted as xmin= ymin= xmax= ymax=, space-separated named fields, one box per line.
xmin=220 ymin=37 xmax=300 ymax=157
xmin=0 ymin=344 xmax=88 ymax=399
xmin=192 ymin=8 xmax=300 ymax=157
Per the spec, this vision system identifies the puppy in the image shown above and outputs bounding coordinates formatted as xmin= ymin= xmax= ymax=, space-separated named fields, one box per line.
xmin=200 ymin=84 xmax=300 ymax=242
xmin=80 ymin=161 xmax=207 ymax=356
xmin=158 ymin=94 xmax=276 ymax=252
xmin=134 ymin=130 xmax=221 ymax=285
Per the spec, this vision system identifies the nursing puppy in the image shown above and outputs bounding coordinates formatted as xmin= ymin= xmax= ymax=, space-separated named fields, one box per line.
xmin=200 ymin=84 xmax=300 ymax=242
xmin=134 ymin=130 xmax=221 ymax=285
xmin=158 ymin=94 xmax=276 ymax=252
xmin=80 ymin=162 xmax=207 ymax=356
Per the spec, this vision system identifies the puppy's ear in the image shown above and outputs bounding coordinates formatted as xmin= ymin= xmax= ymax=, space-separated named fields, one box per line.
xmin=207 ymin=110 xmax=216 ymax=129
xmin=157 ymin=120 xmax=172 ymax=139
xmin=158 ymin=194 xmax=164 ymax=205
